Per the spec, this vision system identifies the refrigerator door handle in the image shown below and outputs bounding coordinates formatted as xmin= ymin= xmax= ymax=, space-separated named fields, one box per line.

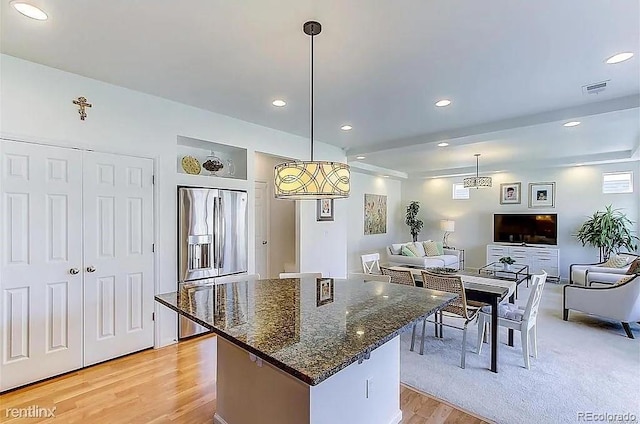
xmin=213 ymin=196 xmax=219 ymax=270
xmin=219 ymin=196 xmax=226 ymax=269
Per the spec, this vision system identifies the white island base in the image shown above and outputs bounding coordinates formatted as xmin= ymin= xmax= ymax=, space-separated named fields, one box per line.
xmin=213 ymin=336 xmax=402 ymax=424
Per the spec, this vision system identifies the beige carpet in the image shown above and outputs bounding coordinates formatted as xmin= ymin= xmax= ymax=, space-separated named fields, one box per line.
xmin=400 ymin=283 xmax=640 ymax=424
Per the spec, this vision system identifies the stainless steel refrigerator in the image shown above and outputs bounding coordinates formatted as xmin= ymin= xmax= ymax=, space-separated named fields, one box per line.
xmin=178 ymin=187 xmax=248 ymax=339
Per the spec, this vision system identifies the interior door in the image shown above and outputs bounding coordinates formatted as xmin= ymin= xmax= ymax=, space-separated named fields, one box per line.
xmin=0 ymin=140 xmax=83 ymax=391
xmin=82 ymin=151 xmax=154 ymax=366
xmin=254 ymin=182 xmax=269 ymax=279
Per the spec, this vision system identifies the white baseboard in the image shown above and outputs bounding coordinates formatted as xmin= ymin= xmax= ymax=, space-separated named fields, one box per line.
xmin=388 ymin=410 xmax=403 ymax=424
xmin=213 ymin=413 xmax=229 ymax=424
xmin=216 ymin=410 xmax=401 ymax=424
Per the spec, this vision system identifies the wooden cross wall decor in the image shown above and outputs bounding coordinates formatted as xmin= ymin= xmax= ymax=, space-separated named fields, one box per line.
xmin=72 ymin=96 xmax=92 ymax=120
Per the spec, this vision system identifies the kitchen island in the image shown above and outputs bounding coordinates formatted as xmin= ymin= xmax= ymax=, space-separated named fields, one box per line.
xmin=156 ymin=276 xmax=455 ymax=424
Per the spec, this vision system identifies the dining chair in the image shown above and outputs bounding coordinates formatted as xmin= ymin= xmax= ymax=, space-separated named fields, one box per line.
xmin=380 ymin=267 xmax=415 ymax=286
xmin=349 ymin=272 xmax=391 ymax=283
xmin=361 ymin=253 xmax=382 ymax=274
xmin=414 ymin=271 xmax=481 ymax=369
xmin=476 ymin=272 xmax=548 ymax=369
xmin=279 ymin=272 xmax=323 ymax=279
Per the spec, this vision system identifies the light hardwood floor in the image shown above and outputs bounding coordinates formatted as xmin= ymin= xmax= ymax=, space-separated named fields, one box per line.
xmin=0 ymin=335 xmax=490 ymax=424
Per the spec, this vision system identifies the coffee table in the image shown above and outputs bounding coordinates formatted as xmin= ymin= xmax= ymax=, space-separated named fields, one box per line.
xmin=479 ymin=262 xmax=530 ymax=289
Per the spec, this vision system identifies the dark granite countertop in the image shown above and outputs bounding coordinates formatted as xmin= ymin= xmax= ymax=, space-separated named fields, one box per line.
xmin=156 ymin=277 xmax=456 ymax=386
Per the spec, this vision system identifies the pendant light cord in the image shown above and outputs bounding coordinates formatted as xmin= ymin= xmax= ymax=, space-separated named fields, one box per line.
xmin=310 ymin=31 xmax=314 ymax=161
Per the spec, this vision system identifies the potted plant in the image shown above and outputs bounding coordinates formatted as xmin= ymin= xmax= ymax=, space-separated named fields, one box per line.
xmin=405 ymin=201 xmax=424 ymax=242
xmin=575 ymin=205 xmax=639 ymax=261
xmin=499 ymin=256 xmax=516 ymax=271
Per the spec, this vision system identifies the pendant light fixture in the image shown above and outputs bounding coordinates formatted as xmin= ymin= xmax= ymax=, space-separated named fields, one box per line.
xmin=463 ymin=153 xmax=492 ymax=188
xmin=274 ymin=21 xmax=351 ymax=199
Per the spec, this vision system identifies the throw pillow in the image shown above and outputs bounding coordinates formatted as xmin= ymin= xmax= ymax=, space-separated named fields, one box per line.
xmin=390 ymin=243 xmax=404 ymax=255
xmin=423 ymin=241 xmax=440 ymax=257
xmin=406 ymin=243 xmax=420 ymax=257
xmin=435 ymin=241 xmax=444 ymax=255
xmin=626 ymin=258 xmax=640 ymax=275
xmin=413 ymin=242 xmax=426 ymax=257
xmin=602 ymin=255 xmax=630 ymax=268
xmin=615 ymin=275 xmax=635 ymax=286
xmin=401 ymin=245 xmax=416 ymax=257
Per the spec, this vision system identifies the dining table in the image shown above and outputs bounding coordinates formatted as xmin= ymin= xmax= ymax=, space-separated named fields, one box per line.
xmin=389 ymin=266 xmax=520 ymax=373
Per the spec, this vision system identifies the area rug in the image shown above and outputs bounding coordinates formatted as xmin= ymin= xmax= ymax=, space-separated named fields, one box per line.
xmin=399 ymin=283 xmax=640 ymax=424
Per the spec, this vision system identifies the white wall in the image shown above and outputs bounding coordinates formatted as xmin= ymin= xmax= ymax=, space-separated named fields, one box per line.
xmin=346 ymin=172 xmax=405 ymax=273
xmin=0 ymin=54 xmax=347 ymax=346
xmin=254 ymin=153 xmax=296 ymax=278
xmin=402 ymin=162 xmax=640 ymax=279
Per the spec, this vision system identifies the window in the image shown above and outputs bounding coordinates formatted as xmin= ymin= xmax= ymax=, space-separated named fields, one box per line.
xmin=602 ymin=172 xmax=633 ymax=194
xmin=452 ymin=183 xmax=470 ymax=199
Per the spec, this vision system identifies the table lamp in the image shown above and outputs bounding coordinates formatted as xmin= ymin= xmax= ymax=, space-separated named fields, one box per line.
xmin=440 ymin=219 xmax=455 ymax=248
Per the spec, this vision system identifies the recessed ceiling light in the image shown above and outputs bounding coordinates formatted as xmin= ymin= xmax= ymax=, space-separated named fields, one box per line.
xmin=382 ymin=175 xmax=389 ymax=178
xmin=435 ymin=99 xmax=452 ymax=107
xmin=437 ymin=142 xmax=449 ymax=147
xmin=563 ymin=121 xmax=581 ymax=127
xmin=272 ymin=99 xmax=286 ymax=107
xmin=356 ymin=156 xmax=366 ymax=160
xmin=341 ymin=125 xmax=353 ymax=131
xmin=11 ymin=1 xmax=48 ymax=20
xmin=575 ymin=163 xmax=584 ymax=167
xmin=605 ymin=52 xmax=634 ymax=64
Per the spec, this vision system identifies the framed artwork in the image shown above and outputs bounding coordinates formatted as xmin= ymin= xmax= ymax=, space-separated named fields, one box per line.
xmin=316 ymin=199 xmax=334 ymax=221
xmin=529 ymin=182 xmax=556 ymax=208
xmin=364 ymin=194 xmax=387 ymax=235
xmin=316 ymin=278 xmax=334 ymax=306
xmin=500 ymin=182 xmax=521 ymax=204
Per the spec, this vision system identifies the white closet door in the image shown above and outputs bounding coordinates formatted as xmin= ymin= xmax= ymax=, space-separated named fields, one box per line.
xmin=0 ymin=141 xmax=83 ymax=391
xmin=82 ymin=151 xmax=154 ymax=366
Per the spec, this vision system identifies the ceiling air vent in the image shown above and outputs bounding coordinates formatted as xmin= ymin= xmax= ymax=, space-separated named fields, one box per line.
xmin=582 ymin=80 xmax=609 ymax=95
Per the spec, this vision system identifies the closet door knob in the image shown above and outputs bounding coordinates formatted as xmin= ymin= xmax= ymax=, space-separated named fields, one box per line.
xmin=69 ymin=268 xmax=80 ymax=275
xmin=87 ymin=266 xmax=96 ymax=273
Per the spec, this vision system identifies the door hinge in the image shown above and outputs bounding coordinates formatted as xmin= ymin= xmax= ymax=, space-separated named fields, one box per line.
xmin=152 ymin=175 xmax=155 ymax=185
xmin=152 ymin=312 xmax=155 ymax=321
xmin=152 ymin=243 xmax=155 ymax=253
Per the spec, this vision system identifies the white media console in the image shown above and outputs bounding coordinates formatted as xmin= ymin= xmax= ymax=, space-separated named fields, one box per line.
xmin=487 ymin=244 xmax=560 ymax=280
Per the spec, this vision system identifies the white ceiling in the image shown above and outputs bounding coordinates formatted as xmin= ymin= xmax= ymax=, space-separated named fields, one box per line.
xmin=2 ymin=0 xmax=639 ymax=174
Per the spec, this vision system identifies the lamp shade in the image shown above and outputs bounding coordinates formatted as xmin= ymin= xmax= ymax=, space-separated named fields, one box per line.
xmin=440 ymin=219 xmax=455 ymax=232
xmin=463 ymin=176 xmax=492 ymax=188
xmin=274 ymin=161 xmax=350 ymax=199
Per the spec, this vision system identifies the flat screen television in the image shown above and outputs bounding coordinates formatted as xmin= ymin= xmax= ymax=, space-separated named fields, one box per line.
xmin=493 ymin=213 xmax=558 ymax=245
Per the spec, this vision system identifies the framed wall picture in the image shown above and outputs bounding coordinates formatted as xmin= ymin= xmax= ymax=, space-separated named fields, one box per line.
xmin=316 ymin=199 xmax=334 ymax=221
xmin=364 ymin=194 xmax=387 ymax=235
xmin=316 ymin=278 xmax=334 ymax=306
xmin=500 ymin=182 xmax=521 ymax=204
xmin=529 ymin=182 xmax=555 ymax=208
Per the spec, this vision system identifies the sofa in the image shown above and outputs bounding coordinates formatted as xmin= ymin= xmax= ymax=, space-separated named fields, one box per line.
xmin=386 ymin=241 xmax=461 ymax=270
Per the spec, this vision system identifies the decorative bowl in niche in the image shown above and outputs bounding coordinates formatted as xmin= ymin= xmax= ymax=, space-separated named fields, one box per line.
xmin=203 ymin=151 xmax=224 ymax=175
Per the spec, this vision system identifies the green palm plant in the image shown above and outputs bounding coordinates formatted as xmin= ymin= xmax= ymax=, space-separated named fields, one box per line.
xmin=575 ymin=205 xmax=639 ymax=261
xmin=405 ymin=201 xmax=423 ymax=242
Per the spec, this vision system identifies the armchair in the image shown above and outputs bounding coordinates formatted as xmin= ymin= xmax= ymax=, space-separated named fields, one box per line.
xmin=569 ymin=253 xmax=638 ymax=286
xmin=563 ymin=274 xmax=640 ymax=338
